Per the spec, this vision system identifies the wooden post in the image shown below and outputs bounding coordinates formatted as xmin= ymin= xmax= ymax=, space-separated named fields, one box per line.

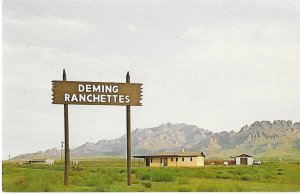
xmin=126 ymin=71 xmax=132 ymax=186
xmin=63 ymin=69 xmax=70 ymax=186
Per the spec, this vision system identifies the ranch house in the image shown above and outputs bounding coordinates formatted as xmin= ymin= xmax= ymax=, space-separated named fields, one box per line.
xmin=28 ymin=159 xmax=55 ymax=165
xmin=233 ymin=154 xmax=253 ymax=165
xmin=133 ymin=152 xmax=205 ymax=167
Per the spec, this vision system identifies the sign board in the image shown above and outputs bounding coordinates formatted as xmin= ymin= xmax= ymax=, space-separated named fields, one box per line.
xmin=52 ymin=70 xmax=140 ymax=186
xmin=52 ymin=81 xmax=142 ymax=106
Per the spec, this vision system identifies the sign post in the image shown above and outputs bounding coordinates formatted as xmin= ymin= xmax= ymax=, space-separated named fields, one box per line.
xmin=126 ymin=72 xmax=131 ymax=186
xmin=63 ymin=69 xmax=70 ymax=186
xmin=52 ymin=70 xmax=142 ymax=187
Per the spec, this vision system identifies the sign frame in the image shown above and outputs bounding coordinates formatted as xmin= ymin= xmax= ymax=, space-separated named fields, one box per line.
xmin=52 ymin=69 xmax=141 ymax=186
xmin=52 ymin=80 xmax=142 ymax=106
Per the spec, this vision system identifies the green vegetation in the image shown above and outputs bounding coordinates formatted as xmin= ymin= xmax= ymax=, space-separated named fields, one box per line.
xmin=2 ymin=159 xmax=300 ymax=192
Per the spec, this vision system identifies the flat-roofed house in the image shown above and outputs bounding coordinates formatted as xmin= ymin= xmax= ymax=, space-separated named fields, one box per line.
xmin=28 ymin=159 xmax=55 ymax=165
xmin=133 ymin=152 xmax=205 ymax=167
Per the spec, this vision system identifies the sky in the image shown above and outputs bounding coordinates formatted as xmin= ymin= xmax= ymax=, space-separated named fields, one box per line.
xmin=2 ymin=0 xmax=300 ymax=159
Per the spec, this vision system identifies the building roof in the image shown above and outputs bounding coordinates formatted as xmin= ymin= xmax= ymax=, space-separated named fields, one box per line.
xmin=28 ymin=158 xmax=53 ymax=162
xmin=133 ymin=152 xmax=205 ymax=158
xmin=235 ymin=154 xmax=253 ymax=158
xmin=29 ymin=159 xmax=47 ymax=162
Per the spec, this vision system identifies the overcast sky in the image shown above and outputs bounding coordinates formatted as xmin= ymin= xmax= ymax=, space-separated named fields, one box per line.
xmin=2 ymin=0 xmax=300 ymax=159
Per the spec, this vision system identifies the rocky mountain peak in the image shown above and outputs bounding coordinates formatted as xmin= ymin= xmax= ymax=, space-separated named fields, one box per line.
xmin=11 ymin=120 xmax=300 ymax=161
xmin=273 ymin=120 xmax=293 ymax=127
xmin=238 ymin=125 xmax=249 ymax=133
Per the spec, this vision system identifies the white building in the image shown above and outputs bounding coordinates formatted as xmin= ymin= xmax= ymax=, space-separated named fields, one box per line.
xmin=133 ymin=152 xmax=206 ymax=167
xmin=45 ymin=159 xmax=55 ymax=165
xmin=28 ymin=159 xmax=55 ymax=165
xmin=234 ymin=154 xmax=253 ymax=165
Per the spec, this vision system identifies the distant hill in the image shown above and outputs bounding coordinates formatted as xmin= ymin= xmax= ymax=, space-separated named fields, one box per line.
xmin=12 ymin=120 xmax=300 ymax=161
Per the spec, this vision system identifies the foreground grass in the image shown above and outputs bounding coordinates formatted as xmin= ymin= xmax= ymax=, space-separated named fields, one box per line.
xmin=2 ymin=159 xmax=300 ymax=192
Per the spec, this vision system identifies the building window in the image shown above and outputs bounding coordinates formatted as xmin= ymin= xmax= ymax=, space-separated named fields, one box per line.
xmin=150 ymin=158 xmax=152 ymax=163
xmin=190 ymin=157 xmax=193 ymax=161
xmin=171 ymin=158 xmax=173 ymax=162
xmin=176 ymin=158 xmax=178 ymax=162
xmin=160 ymin=158 xmax=162 ymax=163
xmin=182 ymin=157 xmax=184 ymax=162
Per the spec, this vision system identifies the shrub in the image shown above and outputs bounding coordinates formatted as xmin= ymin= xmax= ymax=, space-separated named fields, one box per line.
xmin=111 ymin=173 xmax=124 ymax=182
xmin=71 ymin=165 xmax=83 ymax=171
xmin=119 ymin=168 xmax=126 ymax=174
xmin=142 ymin=173 xmax=151 ymax=180
xmin=178 ymin=186 xmax=192 ymax=192
xmin=203 ymin=172 xmax=216 ymax=179
xmin=178 ymin=177 xmax=190 ymax=185
xmin=86 ymin=174 xmax=113 ymax=187
xmin=86 ymin=175 xmax=99 ymax=186
xmin=131 ymin=169 xmax=136 ymax=174
xmin=151 ymin=169 xmax=175 ymax=182
xmin=132 ymin=179 xmax=140 ymax=184
xmin=196 ymin=185 xmax=217 ymax=192
xmin=95 ymin=183 xmax=108 ymax=192
xmin=141 ymin=180 xmax=152 ymax=188
xmin=71 ymin=175 xmax=84 ymax=186
xmin=42 ymin=181 xmax=56 ymax=192
xmin=241 ymin=175 xmax=251 ymax=181
xmin=220 ymin=174 xmax=231 ymax=179
xmin=15 ymin=176 xmax=28 ymax=185
xmin=235 ymin=184 xmax=244 ymax=192
xmin=277 ymin=172 xmax=283 ymax=175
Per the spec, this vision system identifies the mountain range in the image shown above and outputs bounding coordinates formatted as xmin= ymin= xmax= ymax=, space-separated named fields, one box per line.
xmin=12 ymin=120 xmax=300 ymax=161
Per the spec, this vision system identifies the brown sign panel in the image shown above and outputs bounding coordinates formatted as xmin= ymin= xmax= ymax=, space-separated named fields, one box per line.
xmin=52 ymin=81 xmax=142 ymax=106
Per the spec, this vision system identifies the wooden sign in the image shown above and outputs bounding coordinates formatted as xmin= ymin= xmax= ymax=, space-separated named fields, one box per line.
xmin=53 ymin=70 xmax=140 ymax=187
xmin=52 ymin=81 xmax=142 ymax=106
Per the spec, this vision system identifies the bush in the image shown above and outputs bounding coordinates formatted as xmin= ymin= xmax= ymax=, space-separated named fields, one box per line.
xmin=119 ymin=168 xmax=126 ymax=174
xmin=71 ymin=165 xmax=83 ymax=171
xmin=111 ymin=173 xmax=124 ymax=182
xmin=220 ymin=174 xmax=231 ymax=179
xmin=132 ymin=179 xmax=140 ymax=184
xmin=151 ymin=169 xmax=175 ymax=182
xmin=198 ymin=185 xmax=219 ymax=192
xmin=235 ymin=184 xmax=244 ymax=192
xmin=178 ymin=177 xmax=190 ymax=185
xmin=141 ymin=180 xmax=152 ymax=188
xmin=140 ymin=173 xmax=151 ymax=180
xmin=241 ymin=175 xmax=251 ymax=181
xmin=42 ymin=181 xmax=56 ymax=192
xmin=203 ymin=172 xmax=216 ymax=179
xmin=95 ymin=183 xmax=108 ymax=192
xmin=86 ymin=174 xmax=113 ymax=188
xmin=178 ymin=186 xmax=192 ymax=192
xmin=72 ymin=175 xmax=84 ymax=185
xmin=15 ymin=176 xmax=28 ymax=185
xmin=86 ymin=175 xmax=98 ymax=186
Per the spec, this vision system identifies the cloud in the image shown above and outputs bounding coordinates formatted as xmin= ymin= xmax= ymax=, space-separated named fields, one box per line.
xmin=2 ymin=0 xmax=300 ymax=159
xmin=3 ymin=15 xmax=96 ymax=48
